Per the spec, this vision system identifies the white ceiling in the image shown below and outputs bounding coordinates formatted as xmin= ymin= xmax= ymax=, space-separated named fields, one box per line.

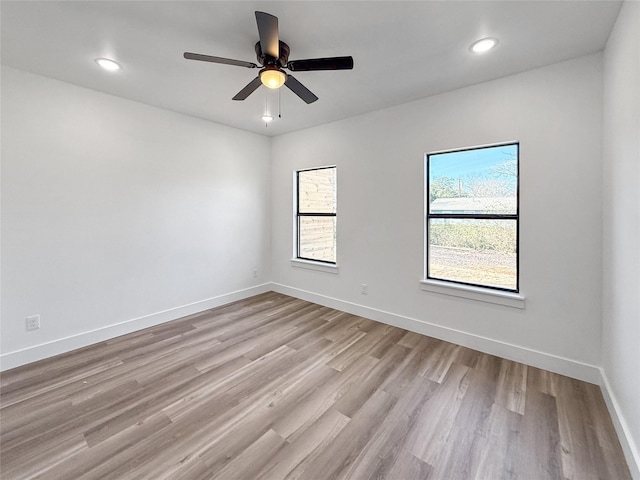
xmin=1 ymin=1 xmax=622 ymax=137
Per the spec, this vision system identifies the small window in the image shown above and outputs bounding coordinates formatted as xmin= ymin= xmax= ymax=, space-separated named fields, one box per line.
xmin=426 ymin=143 xmax=519 ymax=292
xmin=296 ymin=166 xmax=337 ymax=264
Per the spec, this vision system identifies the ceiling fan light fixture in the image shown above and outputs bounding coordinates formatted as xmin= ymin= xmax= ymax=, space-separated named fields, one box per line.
xmin=471 ymin=38 xmax=498 ymax=54
xmin=260 ymin=67 xmax=286 ymax=89
xmin=261 ymin=114 xmax=274 ymax=122
xmin=95 ymin=58 xmax=122 ymax=71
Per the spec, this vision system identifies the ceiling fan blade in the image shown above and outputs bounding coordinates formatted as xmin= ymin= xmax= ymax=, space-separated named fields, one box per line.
xmin=184 ymin=52 xmax=257 ymax=69
xmin=285 ymin=75 xmax=318 ymax=104
xmin=255 ymin=11 xmax=279 ymax=59
xmin=287 ymin=56 xmax=354 ymax=72
xmin=232 ymin=76 xmax=262 ymax=101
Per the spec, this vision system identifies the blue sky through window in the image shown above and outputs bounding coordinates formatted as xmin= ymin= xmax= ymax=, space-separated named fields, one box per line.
xmin=429 ymin=144 xmax=518 ymax=196
xmin=429 ymin=144 xmax=517 ymax=180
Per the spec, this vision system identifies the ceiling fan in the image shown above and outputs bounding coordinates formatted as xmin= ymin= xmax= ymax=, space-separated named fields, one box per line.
xmin=184 ymin=11 xmax=354 ymax=104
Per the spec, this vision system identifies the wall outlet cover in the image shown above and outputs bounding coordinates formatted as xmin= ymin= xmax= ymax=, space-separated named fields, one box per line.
xmin=26 ymin=315 xmax=41 ymax=330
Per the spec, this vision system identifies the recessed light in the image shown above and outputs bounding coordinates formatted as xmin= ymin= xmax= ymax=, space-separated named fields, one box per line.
xmin=470 ymin=38 xmax=498 ymax=54
xmin=95 ymin=58 xmax=122 ymax=71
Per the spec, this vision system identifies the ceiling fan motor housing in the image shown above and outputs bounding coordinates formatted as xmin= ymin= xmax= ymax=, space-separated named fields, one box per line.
xmin=255 ymin=41 xmax=290 ymax=67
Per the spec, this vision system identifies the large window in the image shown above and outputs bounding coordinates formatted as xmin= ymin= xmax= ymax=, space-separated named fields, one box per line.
xmin=426 ymin=143 xmax=519 ymax=292
xmin=296 ymin=166 xmax=337 ymax=264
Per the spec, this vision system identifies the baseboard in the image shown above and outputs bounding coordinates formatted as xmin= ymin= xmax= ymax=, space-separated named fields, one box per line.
xmin=274 ymin=282 xmax=638 ymax=477
xmin=0 ymin=283 xmax=272 ymax=372
xmin=5 ymin=282 xmax=634 ymax=476
xmin=4 ymin=281 xmax=602 ymax=383
xmin=271 ymin=282 xmax=602 ymax=384
xmin=599 ymin=368 xmax=640 ymax=480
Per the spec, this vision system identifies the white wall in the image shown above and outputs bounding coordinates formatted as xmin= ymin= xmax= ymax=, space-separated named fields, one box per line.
xmin=271 ymin=54 xmax=604 ymax=381
xmin=0 ymin=19 xmax=636 ymax=474
xmin=602 ymin=1 xmax=640 ymax=477
xmin=1 ymin=66 xmax=271 ymax=369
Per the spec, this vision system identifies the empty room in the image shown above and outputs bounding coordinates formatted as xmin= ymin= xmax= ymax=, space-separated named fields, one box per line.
xmin=1 ymin=1 xmax=638 ymax=479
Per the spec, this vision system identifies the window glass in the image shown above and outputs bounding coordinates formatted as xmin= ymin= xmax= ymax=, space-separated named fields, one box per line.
xmin=297 ymin=166 xmax=337 ymax=264
xmin=298 ymin=168 xmax=336 ymax=214
xmin=426 ymin=143 xmax=518 ymax=291
xmin=299 ymin=216 xmax=336 ymax=263
xmin=428 ymin=218 xmax=517 ymax=290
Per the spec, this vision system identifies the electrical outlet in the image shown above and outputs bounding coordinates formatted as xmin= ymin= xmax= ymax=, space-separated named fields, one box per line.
xmin=26 ymin=315 xmax=40 ymax=331
xmin=360 ymin=284 xmax=368 ymax=295
xmin=252 ymin=268 xmax=258 ymax=278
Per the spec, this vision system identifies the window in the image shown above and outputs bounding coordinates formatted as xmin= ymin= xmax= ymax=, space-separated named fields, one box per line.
xmin=426 ymin=143 xmax=519 ymax=292
xmin=296 ymin=166 xmax=337 ymax=264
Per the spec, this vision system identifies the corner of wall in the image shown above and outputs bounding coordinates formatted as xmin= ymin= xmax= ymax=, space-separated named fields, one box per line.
xmin=0 ymin=284 xmax=272 ymax=371
xmin=599 ymin=368 xmax=640 ymax=479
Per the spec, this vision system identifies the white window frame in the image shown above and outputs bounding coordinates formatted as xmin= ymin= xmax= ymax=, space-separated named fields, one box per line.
xmin=291 ymin=166 xmax=338 ymax=273
xmin=422 ymin=142 xmax=524 ymax=308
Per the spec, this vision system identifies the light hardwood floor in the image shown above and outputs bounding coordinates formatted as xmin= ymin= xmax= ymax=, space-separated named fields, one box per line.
xmin=0 ymin=292 xmax=631 ymax=479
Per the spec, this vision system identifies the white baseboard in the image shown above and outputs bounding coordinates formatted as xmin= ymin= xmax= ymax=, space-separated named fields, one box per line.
xmin=0 ymin=283 xmax=272 ymax=372
xmin=3 ymin=281 xmax=603 ymax=384
xmin=3 ymin=282 xmax=636 ymax=477
xmin=273 ymin=283 xmax=638 ymax=477
xmin=271 ymin=282 xmax=602 ymax=384
xmin=599 ymin=368 xmax=640 ymax=480
xmin=272 ymin=284 xmax=640 ymax=475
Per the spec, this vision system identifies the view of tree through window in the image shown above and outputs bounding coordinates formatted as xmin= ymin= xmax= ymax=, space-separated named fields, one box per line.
xmin=426 ymin=143 xmax=519 ymax=291
xmin=297 ymin=166 xmax=337 ymax=263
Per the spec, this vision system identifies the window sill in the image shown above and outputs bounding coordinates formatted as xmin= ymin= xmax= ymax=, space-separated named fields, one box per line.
xmin=291 ymin=258 xmax=339 ymax=274
xmin=420 ymin=279 xmax=525 ymax=309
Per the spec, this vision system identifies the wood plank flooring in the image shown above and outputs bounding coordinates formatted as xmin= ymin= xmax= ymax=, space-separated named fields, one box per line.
xmin=0 ymin=292 xmax=631 ymax=479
